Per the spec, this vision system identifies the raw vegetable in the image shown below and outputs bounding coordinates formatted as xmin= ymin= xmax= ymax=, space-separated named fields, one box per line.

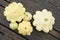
xmin=33 ymin=9 xmax=55 ymax=33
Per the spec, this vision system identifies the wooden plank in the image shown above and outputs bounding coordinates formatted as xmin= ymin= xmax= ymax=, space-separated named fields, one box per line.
xmin=0 ymin=25 xmax=26 ymax=40
xmin=25 ymin=29 xmax=58 ymax=40
xmin=48 ymin=0 xmax=60 ymax=8
xmin=0 ymin=0 xmax=60 ymax=40
xmin=49 ymin=29 xmax=60 ymax=40
xmin=0 ymin=6 xmax=9 ymax=27
xmin=0 ymin=33 xmax=12 ymax=40
xmin=0 ymin=0 xmax=9 ymax=7
xmin=51 ymin=8 xmax=60 ymax=32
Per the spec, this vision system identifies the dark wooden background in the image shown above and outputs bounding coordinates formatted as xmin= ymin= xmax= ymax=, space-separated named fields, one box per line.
xmin=0 ymin=0 xmax=60 ymax=40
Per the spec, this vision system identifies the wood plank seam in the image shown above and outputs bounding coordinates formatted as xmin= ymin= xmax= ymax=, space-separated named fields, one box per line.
xmin=53 ymin=28 xmax=60 ymax=33
xmin=48 ymin=0 xmax=60 ymax=9
xmin=48 ymin=32 xmax=60 ymax=40
xmin=0 ymin=4 xmax=5 ymax=8
xmin=4 ymin=0 xmax=11 ymax=3
xmin=48 ymin=1 xmax=60 ymax=11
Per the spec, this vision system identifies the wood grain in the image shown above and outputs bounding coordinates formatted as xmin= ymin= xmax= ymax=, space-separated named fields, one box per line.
xmin=48 ymin=0 xmax=60 ymax=8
